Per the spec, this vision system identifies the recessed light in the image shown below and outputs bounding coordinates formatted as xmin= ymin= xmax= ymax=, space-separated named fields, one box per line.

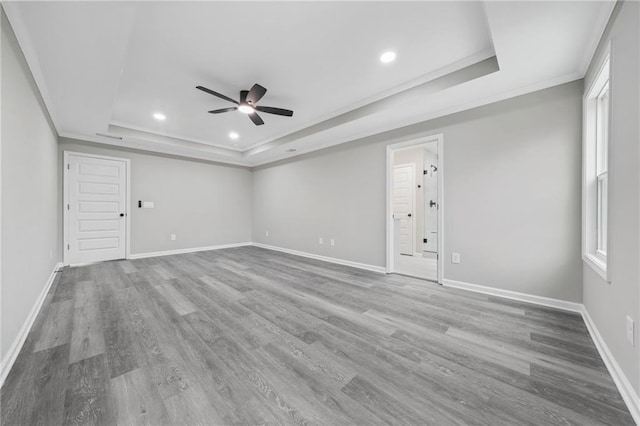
xmin=380 ymin=51 xmax=396 ymax=64
xmin=229 ymin=131 xmax=239 ymax=140
xmin=238 ymin=105 xmax=255 ymax=114
xmin=153 ymin=112 xmax=166 ymax=121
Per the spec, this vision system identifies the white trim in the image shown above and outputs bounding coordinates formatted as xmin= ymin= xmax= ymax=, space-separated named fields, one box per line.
xmin=386 ymin=134 xmax=444 ymax=283
xmin=63 ymin=151 xmax=131 ymax=265
xmin=582 ymin=43 xmax=612 ymax=283
xmin=0 ymin=262 xmax=63 ymax=388
xmin=583 ymin=253 xmax=608 ymax=281
xmin=128 ymin=242 xmax=253 ymax=259
xmin=436 ymin=138 xmax=444 ymax=284
xmin=60 ymin=132 xmax=249 ymax=168
xmin=582 ymin=307 xmax=640 ymax=424
xmin=109 ymin=120 xmax=245 ymax=153
xmin=441 ymin=278 xmax=583 ymax=313
xmin=252 ymin=243 xmax=386 ymax=274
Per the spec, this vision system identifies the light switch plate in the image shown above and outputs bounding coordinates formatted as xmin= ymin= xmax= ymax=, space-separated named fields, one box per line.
xmin=330 ymin=239 xmax=335 ymax=247
xmin=451 ymin=253 xmax=460 ymax=264
xmin=319 ymin=237 xmax=323 ymax=245
xmin=627 ymin=316 xmax=635 ymax=346
xmin=143 ymin=201 xmax=154 ymax=209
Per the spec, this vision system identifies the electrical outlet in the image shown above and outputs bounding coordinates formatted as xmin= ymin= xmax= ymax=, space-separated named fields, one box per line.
xmin=627 ymin=316 xmax=635 ymax=346
xmin=171 ymin=234 xmax=176 ymax=241
xmin=451 ymin=252 xmax=460 ymax=264
xmin=265 ymin=230 xmax=269 ymax=237
xmin=319 ymin=237 xmax=324 ymax=245
xmin=330 ymin=239 xmax=335 ymax=247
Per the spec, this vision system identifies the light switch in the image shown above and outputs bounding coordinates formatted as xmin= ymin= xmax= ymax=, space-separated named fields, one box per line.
xmin=142 ymin=201 xmax=154 ymax=209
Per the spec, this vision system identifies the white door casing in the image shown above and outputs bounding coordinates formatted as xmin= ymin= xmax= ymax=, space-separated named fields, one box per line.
xmin=64 ymin=152 xmax=129 ymax=265
xmin=423 ymin=156 xmax=438 ymax=252
xmin=386 ymin=134 xmax=444 ymax=284
xmin=393 ymin=164 xmax=415 ymax=256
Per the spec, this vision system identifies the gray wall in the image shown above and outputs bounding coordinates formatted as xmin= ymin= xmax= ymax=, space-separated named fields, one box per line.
xmin=1 ymin=9 xmax=61 ymax=363
xmin=583 ymin=1 xmax=640 ymax=394
xmin=59 ymin=139 xmax=253 ymax=255
xmin=253 ymin=80 xmax=584 ymax=302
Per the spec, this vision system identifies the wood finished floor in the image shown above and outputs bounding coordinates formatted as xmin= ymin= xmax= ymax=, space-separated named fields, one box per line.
xmin=1 ymin=246 xmax=634 ymax=425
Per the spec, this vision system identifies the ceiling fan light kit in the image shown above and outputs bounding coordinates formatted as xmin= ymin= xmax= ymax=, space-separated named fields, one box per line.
xmin=196 ymin=83 xmax=293 ymax=126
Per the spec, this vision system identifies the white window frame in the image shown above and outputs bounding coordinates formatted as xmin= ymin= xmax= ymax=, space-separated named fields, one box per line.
xmin=582 ymin=49 xmax=611 ymax=281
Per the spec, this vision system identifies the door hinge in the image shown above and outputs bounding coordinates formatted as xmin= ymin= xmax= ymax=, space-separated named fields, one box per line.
xmin=67 ymin=163 xmax=70 ymax=170
xmin=423 ymin=170 xmax=428 ymax=175
xmin=67 ymin=244 xmax=70 ymax=250
xmin=67 ymin=204 xmax=70 ymax=210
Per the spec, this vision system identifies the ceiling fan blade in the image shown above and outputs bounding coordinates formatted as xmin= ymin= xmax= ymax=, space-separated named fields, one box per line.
xmin=246 ymin=84 xmax=267 ymax=104
xmin=255 ymin=106 xmax=294 ymax=117
xmin=196 ymin=86 xmax=238 ymax=105
xmin=208 ymin=107 xmax=238 ymax=114
xmin=239 ymin=90 xmax=249 ymax=104
xmin=248 ymin=112 xmax=265 ymax=126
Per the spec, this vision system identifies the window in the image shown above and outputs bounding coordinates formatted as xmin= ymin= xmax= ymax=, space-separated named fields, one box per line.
xmin=583 ymin=55 xmax=610 ymax=280
xmin=595 ymin=83 xmax=609 ymax=258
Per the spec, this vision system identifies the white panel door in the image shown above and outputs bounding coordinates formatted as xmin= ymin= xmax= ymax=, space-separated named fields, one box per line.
xmin=393 ymin=164 xmax=414 ymax=256
xmin=66 ymin=153 xmax=127 ymax=264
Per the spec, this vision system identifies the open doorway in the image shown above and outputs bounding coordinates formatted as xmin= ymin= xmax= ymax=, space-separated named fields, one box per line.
xmin=386 ymin=135 xmax=443 ymax=282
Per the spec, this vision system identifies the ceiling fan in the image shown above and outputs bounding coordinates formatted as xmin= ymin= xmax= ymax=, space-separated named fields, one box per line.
xmin=196 ymin=83 xmax=293 ymax=126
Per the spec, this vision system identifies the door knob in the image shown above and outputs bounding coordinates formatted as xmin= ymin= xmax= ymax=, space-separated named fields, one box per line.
xmin=430 ymin=200 xmax=437 ymax=208
xmin=120 ymin=213 xmax=125 ymax=217
xmin=407 ymin=213 xmax=412 ymax=217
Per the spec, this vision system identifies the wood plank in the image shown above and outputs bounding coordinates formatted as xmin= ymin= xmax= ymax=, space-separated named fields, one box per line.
xmin=52 ymin=269 xmax=77 ymax=303
xmin=341 ymin=375 xmax=433 ymax=425
xmin=122 ymin=286 xmax=191 ymax=400
xmin=63 ymin=354 xmax=114 ymax=425
xmin=69 ymin=281 xmax=106 ymax=364
xmin=28 ymin=344 xmax=70 ymax=426
xmin=33 ymin=300 xmax=74 ymax=352
xmin=117 ymin=260 xmax=138 ymax=274
xmin=199 ymin=274 xmax=246 ymax=301
xmin=153 ymin=282 xmax=197 ymax=316
xmin=110 ymin=368 xmax=170 ymax=426
xmin=96 ymin=279 xmax=139 ymax=378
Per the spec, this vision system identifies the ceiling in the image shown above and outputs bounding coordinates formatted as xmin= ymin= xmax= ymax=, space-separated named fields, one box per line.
xmin=4 ymin=1 xmax=614 ymax=167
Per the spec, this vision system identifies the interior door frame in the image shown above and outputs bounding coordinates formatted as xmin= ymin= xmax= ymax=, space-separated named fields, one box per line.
xmin=386 ymin=134 xmax=444 ymax=283
xmin=63 ymin=151 xmax=131 ymax=266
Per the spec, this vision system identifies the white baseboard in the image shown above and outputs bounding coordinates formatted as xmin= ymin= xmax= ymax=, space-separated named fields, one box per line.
xmin=0 ymin=262 xmax=63 ymax=388
xmin=128 ymin=242 xmax=253 ymax=259
xmin=251 ymin=242 xmax=386 ymax=274
xmin=581 ymin=308 xmax=640 ymax=424
xmin=442 ymin=278 xmax=583 ymax=313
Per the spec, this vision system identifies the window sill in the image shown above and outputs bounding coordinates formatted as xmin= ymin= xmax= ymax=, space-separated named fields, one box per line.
xmin=583 ymin=253 xmax=609 ymax=282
